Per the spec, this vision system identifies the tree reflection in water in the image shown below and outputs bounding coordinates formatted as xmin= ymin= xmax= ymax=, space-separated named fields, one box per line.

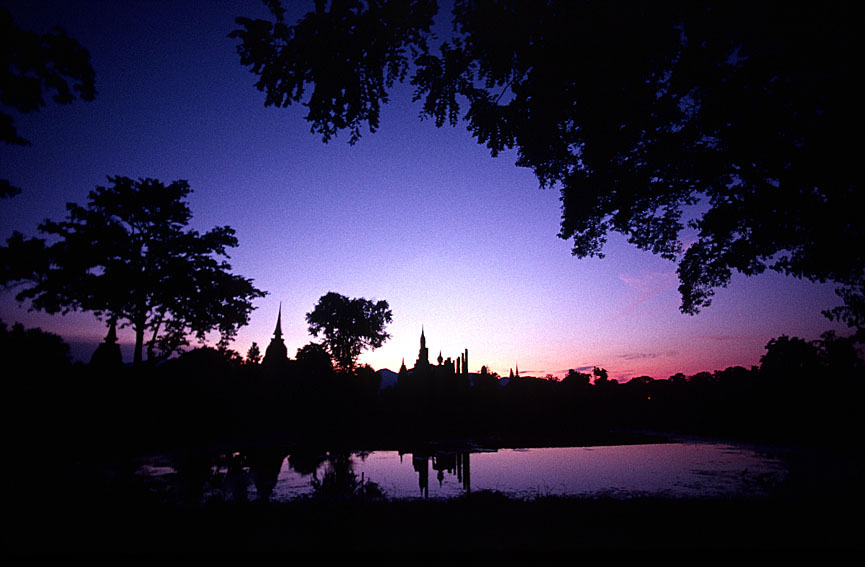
xmin=247 ymin=448 xmax=289 ymax=500
xmin=170 ymin=447 xmax=390 ymax=504
xmin=311 ymin=452 xmax=385 ymax=501
xmin=171 ymin=448 xmax=289 ymax=504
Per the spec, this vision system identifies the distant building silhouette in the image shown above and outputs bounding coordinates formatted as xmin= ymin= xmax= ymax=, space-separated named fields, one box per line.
xmin=509 ymin=364 xmax=519 ymax=380
xmin=262 ymin=303 xmax=288 ymax=370
xmin=415 ymin=326 xmax=430 ymax=372
xmin=398 ymin=358 xmax=409 ymax=385
xmin=408 ymin=327 xmax=469 ymax=376
xmin=90 ymin=319 xmax=122 ymax=368
xmin=401 ymin=327 xmax=474 ymax=390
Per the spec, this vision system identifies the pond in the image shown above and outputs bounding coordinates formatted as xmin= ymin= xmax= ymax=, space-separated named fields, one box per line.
xmin=135 ymin=440 xmax=791 ymax=504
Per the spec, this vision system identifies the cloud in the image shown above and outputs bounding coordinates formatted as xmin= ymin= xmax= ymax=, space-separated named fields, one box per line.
xmin=617 ymin=350 xmax=678 ymax=361
xmin=697 ymin=335 xmax=750 ymax=342
xmin=618 ymin=271 xmax=679 ymax=291
xmin=602 ymin=271 xmax=679 ymax=323
xmin=618 ymin=352 xmax=659 ymax=361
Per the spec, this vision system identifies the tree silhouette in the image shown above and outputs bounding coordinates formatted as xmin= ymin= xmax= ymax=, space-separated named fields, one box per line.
xmin=305 ymin=291 xmax=392 ymax=372
xmin=232 ymin=1 xmax=864 ymax=335
xmin=562 ymin=369 xmax=590 ymax=388
xmin=0 ymin=176 xmax=266 ymax=365
xmin=245 ymin=341 xmax=262 ymax=365
xmin=592 ymin=367 xmax=609 ymax=385
xmin=231 ymin=0 xmax=436 ymax=145
xmin=1 ymin=8 xmax=96 ymax=197
xmin=0 ymin=318 xmax=71 ymax=373
xmin=759 ymin=335 xmax=822 ymax=386
xmin=296 ymin=341 xmax=334 ymax=374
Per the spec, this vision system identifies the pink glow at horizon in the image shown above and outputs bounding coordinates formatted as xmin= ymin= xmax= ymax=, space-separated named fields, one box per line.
xmin=0 ymin=1 xmax=849 ymax=381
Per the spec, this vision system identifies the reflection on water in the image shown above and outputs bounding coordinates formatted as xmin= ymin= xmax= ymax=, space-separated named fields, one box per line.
xmin=138 ymin=442 xmax=789 ymax=505
xmin=410 ymin=451 xmax=471 ymax=498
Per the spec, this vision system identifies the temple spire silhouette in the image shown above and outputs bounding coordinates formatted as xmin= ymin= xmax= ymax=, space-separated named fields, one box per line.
xmin=105 ymin=319 xmax=118 ymax=344
xmin=90 ymin=318 xmax=122 ymax=368
xmin=398 ymin=357 xmax=408 ymax=384
xmin=262 ymin=302 xmax=288 ymax=369
xmin=415 ymin=326 xmax=430 ymax=371
xmin=274 ymin=302 xmax=283 ymax=338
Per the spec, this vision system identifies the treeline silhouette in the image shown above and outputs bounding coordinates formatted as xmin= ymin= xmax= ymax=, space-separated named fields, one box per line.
xmin=3 ymin=319 xmax=862 ymax=459
xmin=3 ymin=318 xmax=863 ymax=555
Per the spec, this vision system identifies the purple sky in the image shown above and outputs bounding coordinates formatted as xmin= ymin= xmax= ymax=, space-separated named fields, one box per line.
xmin=0 ymin=0 xmax=848 ymax=380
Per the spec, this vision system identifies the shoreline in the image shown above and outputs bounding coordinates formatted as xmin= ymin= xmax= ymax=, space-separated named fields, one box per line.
xmin=4 ymin=428 xmax=862 ymax=553
xmin=4 ymin=488 xmax=861 ymax=553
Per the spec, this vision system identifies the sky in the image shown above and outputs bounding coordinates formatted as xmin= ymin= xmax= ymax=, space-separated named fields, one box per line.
xmin=0 ymin=0 xmax=850 ymax=381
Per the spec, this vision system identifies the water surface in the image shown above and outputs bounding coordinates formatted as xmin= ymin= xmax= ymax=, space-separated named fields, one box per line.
xmin=137 ymin=441 xmax=789 ymax=504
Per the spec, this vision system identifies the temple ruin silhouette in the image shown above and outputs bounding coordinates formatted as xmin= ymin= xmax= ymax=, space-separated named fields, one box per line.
xmin=258 ymin=304 xmax=487 ymax=386
xmin=262 ymin=302 xmax=288 ymax=370
xmin=89 ymin=319 xmax=122 ymax=368
xmin=397 ymin=327 xmax=478 ymax=389
xmin=410 ymin=326 xmax=468 ymax=373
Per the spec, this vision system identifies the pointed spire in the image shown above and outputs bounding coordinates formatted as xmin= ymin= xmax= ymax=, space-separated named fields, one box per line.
xmin=416 ymin=325 xmax=430 ymax=368
xmin=105 ymin=319 xmax=118 ymax=344
xmin=273 ymin=302 xmax=283 ymax=339
xmin=91 ymin=318 xmax=122 ymax=367
xmin=263 ymin=303 xmax=288 ymax=369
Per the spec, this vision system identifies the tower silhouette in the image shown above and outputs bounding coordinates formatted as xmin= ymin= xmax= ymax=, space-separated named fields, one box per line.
xmin=90 ymin=318 xmax=122 ymax=367
xmin=262 ymin=303 xmax=288 ymax=368
xmin=415 ymin=326 xmax=430 ymax=371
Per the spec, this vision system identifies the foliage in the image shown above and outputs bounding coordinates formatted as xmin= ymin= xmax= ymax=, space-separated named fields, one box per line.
xmin=295 ymin=341 xmax=335 ymax=375
xmin=0 ymin=318 xmax=71 ymax=372
xmin=232 ymin=0 xmax=864 ymax=335
xmin=592 ymin=367 xmax=609 ymax=385
xmin=0 ymin=176 xmax=267 ymax=364
xmin=562 ymin=369 xmax=590 ymax=388
xmin=230 ymin=0 xmax=436 ymax=145
xmin=1 ymin=8 xmax=96 ymax=197
xmin=246 ymin=341 xmax=262 ymax=365
xmin=759 ymin=335 xmax=821 ymax=382
xmin=8 ymin=322 xmax=860 ymax=457
xmin=310 ymin=454 xmax=385 ymax=501
xmin=165 ymin=345 xmax=244 ymax=377
xmin=305 ymin=291 xmax=392 ymax=371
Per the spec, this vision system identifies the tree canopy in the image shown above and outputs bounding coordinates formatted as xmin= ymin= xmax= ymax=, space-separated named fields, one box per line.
xmin=232 ymin=0 xmax=863 ymax=337
xmin=305 ymin=291 xmax=392 ymax=371
xmin=0 ymin=318 xmax=71 ymax=373
xmin=1 ymin=7 xmax=96 ymax=198
xmin=0 ymin=176 xmax=267 ymax=365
